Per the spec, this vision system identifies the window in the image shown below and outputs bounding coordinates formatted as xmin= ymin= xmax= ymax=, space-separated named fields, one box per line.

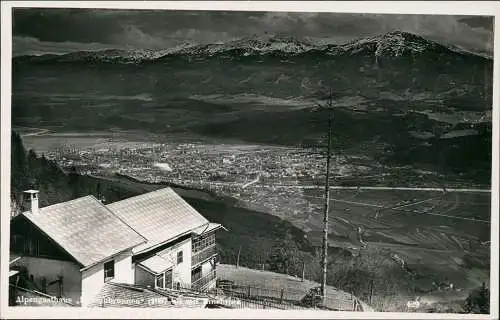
xmin=104 ymin=260 xmax=114 ymax=282
xmin=177 ymin=251 xmax=183 ymax=264
xmin=155 ymin=273 xmax=164 ymax=289
xmin=165 ymin=270 xmax=173 ymax=289
xmin=155 ymin=269 xmax=173 ymax=289
xmin=192 ymin=233 xmax=216 ymax=254
xmin=191 ymin=266 xmax=202 ymax=282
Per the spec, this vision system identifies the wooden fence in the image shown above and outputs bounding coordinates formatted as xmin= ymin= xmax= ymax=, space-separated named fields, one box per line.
xmin=175 ymin=278 xmax=362 ymax=311
xmin=215 ymin=279 xmax=361 ymax=311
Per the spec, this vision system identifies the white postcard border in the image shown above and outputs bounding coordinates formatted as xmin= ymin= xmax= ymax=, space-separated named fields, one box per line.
xmin=1 ymin=1 xmax=498 ymax=319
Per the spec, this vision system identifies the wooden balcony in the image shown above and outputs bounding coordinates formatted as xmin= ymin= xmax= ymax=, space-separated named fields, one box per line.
xmin=192 ymin=269 xmax=216 ymax=291
xmin=191 ymin=244 xmax=217 ymax=267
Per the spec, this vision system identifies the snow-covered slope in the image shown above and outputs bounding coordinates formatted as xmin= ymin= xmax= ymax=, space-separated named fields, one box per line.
xmin=328 ymin=31 xmax=450 ymax=57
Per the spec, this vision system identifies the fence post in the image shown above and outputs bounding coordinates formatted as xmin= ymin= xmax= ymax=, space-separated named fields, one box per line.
xmin=280 ymin=288 xmax=284 ymax=304
xmin=369 ymin=279 xmax=374 ymax=305
xmin=236 ymin=246 xmax=241 ymax=268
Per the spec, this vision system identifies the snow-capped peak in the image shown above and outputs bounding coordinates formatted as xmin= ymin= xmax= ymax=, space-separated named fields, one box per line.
xmin=335 ymin=31 xmax=445 ymax=57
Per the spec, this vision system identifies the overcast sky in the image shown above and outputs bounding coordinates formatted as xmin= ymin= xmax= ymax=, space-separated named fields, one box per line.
xmin=12 ymin=8 xmax=494 ymax=56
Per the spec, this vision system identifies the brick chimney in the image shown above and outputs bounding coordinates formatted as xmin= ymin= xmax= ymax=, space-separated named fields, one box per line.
xmin=23 ymin=190 xmax=39 ymax=215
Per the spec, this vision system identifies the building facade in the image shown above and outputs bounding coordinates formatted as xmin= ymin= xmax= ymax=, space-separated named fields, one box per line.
xmin=9 ymin=188 xmax=224 ymax=307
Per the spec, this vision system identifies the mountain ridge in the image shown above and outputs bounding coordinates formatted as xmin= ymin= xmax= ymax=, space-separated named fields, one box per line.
xmin=13 ymin=31 xmax=492 ymax=64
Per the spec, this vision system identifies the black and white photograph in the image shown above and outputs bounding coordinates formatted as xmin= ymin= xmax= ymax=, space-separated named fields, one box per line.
xmin=1 ymin=1 xmax=498 ymax=318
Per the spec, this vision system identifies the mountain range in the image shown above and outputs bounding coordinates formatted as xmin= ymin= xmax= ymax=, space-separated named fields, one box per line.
xmin=14 ymin=31 xmax=492 ymax=64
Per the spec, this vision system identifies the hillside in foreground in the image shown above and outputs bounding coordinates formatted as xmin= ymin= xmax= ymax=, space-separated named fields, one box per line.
xmin=217 ymin=264 xmax=373 ymax=311
xmin=217 ymin=264 xmax=471 ymax=313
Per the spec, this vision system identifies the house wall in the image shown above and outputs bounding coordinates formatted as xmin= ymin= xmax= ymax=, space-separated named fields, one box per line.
xmin=134 ymin=265 xmax=155 ymax=288
xmin=113 ymin=252 xmax=134 ymax=284
xmin=12 ymin=256 xmax=82 ymax=305
xmin=155 ymin=238 xmax=192 ymax=288
xmin=81 ymin=250 xmax=133 ymax=306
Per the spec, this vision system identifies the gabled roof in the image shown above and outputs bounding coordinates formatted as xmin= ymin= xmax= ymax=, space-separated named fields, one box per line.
xmin=19 ymin=195 xmax=146 ymax=267
xmin=9 ymin=253 xmax=22 ymax=264
xmin=192 ymin=222 xmax=224 ymax=236
xmin=137 ymin=254 xmax=174 ymax=275
xmin=106 ymin=188 xmax=209 ymax=253
xmin=9 ymin=270 xmax=19 ymax=277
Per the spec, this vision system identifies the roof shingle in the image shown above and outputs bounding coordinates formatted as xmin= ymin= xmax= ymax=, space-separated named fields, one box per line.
xmin=22 ymin=195 xmax=146 ymax=267
xmin=106 ymin=188 xmax=209 ymax=253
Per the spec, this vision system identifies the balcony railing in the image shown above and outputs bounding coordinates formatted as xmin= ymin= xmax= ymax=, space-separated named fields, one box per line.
xmin=192 ymin=245 xmax=217 ymax=267
xmin=192 ymin=269 xmax=216 ymax=291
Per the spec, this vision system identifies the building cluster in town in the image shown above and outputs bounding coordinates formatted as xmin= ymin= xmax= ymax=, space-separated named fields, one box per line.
xmin=45 ymin=142 xmax=335 ymax=184
xmin=38 ymin=142 xmax=381 ymax=224
xmin=42 ymin=142 xmax=381 ymax=220
xmin=46 ymin=141 xmax=373 ymax=188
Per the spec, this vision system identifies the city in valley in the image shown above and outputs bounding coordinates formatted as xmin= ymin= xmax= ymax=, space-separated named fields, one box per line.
xmin=20 ymin=130 xmax=472 ymax=218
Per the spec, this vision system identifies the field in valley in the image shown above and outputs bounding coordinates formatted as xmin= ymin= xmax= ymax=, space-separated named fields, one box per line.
xmin=210 ymin=178 xmax=491 ymax=301
xmin=298 ymin=188 xmax=491 ymax=292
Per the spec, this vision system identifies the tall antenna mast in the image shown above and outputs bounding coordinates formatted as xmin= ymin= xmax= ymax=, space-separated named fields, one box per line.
xmin=320 ymin=88 xmax=334 ymax=303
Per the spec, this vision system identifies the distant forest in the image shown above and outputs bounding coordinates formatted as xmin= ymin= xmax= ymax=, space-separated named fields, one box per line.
xmin=11 ymin=131 xmax=132 ymax=210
